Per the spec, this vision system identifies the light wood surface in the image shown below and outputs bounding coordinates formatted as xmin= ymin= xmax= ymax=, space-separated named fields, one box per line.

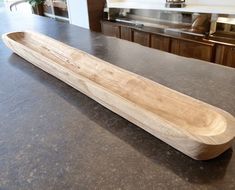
xmin=2 ymin=31 xmax=235 ymax=160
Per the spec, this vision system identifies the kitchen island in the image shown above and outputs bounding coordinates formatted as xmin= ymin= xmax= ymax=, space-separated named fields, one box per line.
xmin=0 ymin=11 xmax=235 ymax=190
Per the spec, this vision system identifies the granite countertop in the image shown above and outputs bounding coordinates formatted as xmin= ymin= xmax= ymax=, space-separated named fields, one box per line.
xmin=1 ymin=12 xmax=235 ymax=190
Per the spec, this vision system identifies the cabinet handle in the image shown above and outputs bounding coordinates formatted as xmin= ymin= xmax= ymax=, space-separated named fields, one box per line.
xmin=231 ymin=47 xmax=235 ymax=51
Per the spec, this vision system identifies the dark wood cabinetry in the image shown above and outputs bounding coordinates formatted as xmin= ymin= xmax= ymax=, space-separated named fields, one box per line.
xmin=151 ymin=34 xmax=170 ymax=52
xmin=101 ymin=22 xmax=120 ymax=38
xmin=170 ymin=39 xmax=180 ymax=55
xmin=132 ymin=30 xmax=150 ymax=47
xmin=120 ymin=26 xmax=132 ymax=41
xmin=101 ymin=21 xmax=234 ymax=68
xmin=170 ymin=39 xmax=214 ymax=62
xmin=215 ymin=45 xmax=235 ymax=68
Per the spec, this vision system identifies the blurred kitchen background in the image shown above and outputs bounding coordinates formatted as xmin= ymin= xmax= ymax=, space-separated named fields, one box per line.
xmin=1 ymin=0 xmax=235 ymax=68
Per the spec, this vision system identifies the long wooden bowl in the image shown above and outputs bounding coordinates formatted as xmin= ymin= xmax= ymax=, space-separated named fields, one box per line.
xmin=2 ymin=31 xmax=235 ymax=160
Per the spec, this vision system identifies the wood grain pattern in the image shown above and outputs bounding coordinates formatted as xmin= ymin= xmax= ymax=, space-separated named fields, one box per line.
xmin=215 ymin=44 xmax=235 ymax=68
xmin=132 ymin=30 xmax=150 ymax=47
xmin=101 ymin=22 xmax=120 ymax=38
xmin=170 ymin=38 xmax=214 ymax=62
xmin=2 ymin=31 xmax=235 ymax=160
xmin=151 ymin=34 xmax=170 ymax=52
xmin=120 ymin=26 xmax=132 ymax=41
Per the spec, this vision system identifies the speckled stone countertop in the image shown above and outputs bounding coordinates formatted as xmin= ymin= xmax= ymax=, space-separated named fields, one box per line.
xmin=0 ymin=11 xmax=235 ymax=190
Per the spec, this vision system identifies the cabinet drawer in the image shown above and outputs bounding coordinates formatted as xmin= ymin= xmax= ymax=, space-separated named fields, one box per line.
xmin=120 ymin=26 xmax=132 ymax=41
xmin=133 ymin=30 xmax=150 ymax=47
xmin=151 ymin=34 xmax=170 ymax=52
xmin=215 ymin=45 xmax=235 ymax=68
xmin=170 ymin=39 xmax=214 ymax=62
xmin=101 ymin=22 xmax=120 ymax=38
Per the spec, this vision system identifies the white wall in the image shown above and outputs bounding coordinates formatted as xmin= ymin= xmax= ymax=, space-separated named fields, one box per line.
xmin=67 ymin=0 xmax=90 ymax=29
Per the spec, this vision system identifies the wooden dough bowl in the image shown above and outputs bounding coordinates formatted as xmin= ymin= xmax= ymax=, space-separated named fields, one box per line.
xmin=2 ymin=31 xmax=235 ymax=160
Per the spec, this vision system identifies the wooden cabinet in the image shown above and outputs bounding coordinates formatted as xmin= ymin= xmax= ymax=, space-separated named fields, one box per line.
xmin=120 ymin=26 xmax=132 ymax=41
xmin=101 ymin=22 xmax=120 ymax=38
xmin=132 ymin=30 xmax=150 ymax=47
xmin=215 ymin=45 xmax=235 ymax=68
xmin=101 ymin=21 xmax=235 ymax=68
xmin=170 ymin=39 xmax=214 ymax=62
xmin=151 ymin=34 xmax=170 ymax=52
xmin=170 ymin=39 xmax=180 ymax=55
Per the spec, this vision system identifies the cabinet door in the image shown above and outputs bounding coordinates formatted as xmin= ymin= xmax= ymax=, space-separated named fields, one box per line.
xmin=133 ymin=30 xmax=150 ymax=47
xmin=120 ymin=26 xmax=132 ymax=41
xmin=215 ymin=45 xmax=235 ymax=68
xmin=170 ymin=39 xmax=214 ymax=62
xmin=151 ymin=34 xmax=170 ymax=52
xmin=170 ymin=39 xmax=180 ymax=55
xmin=101 ymin=22 xmax=120 ymax=38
